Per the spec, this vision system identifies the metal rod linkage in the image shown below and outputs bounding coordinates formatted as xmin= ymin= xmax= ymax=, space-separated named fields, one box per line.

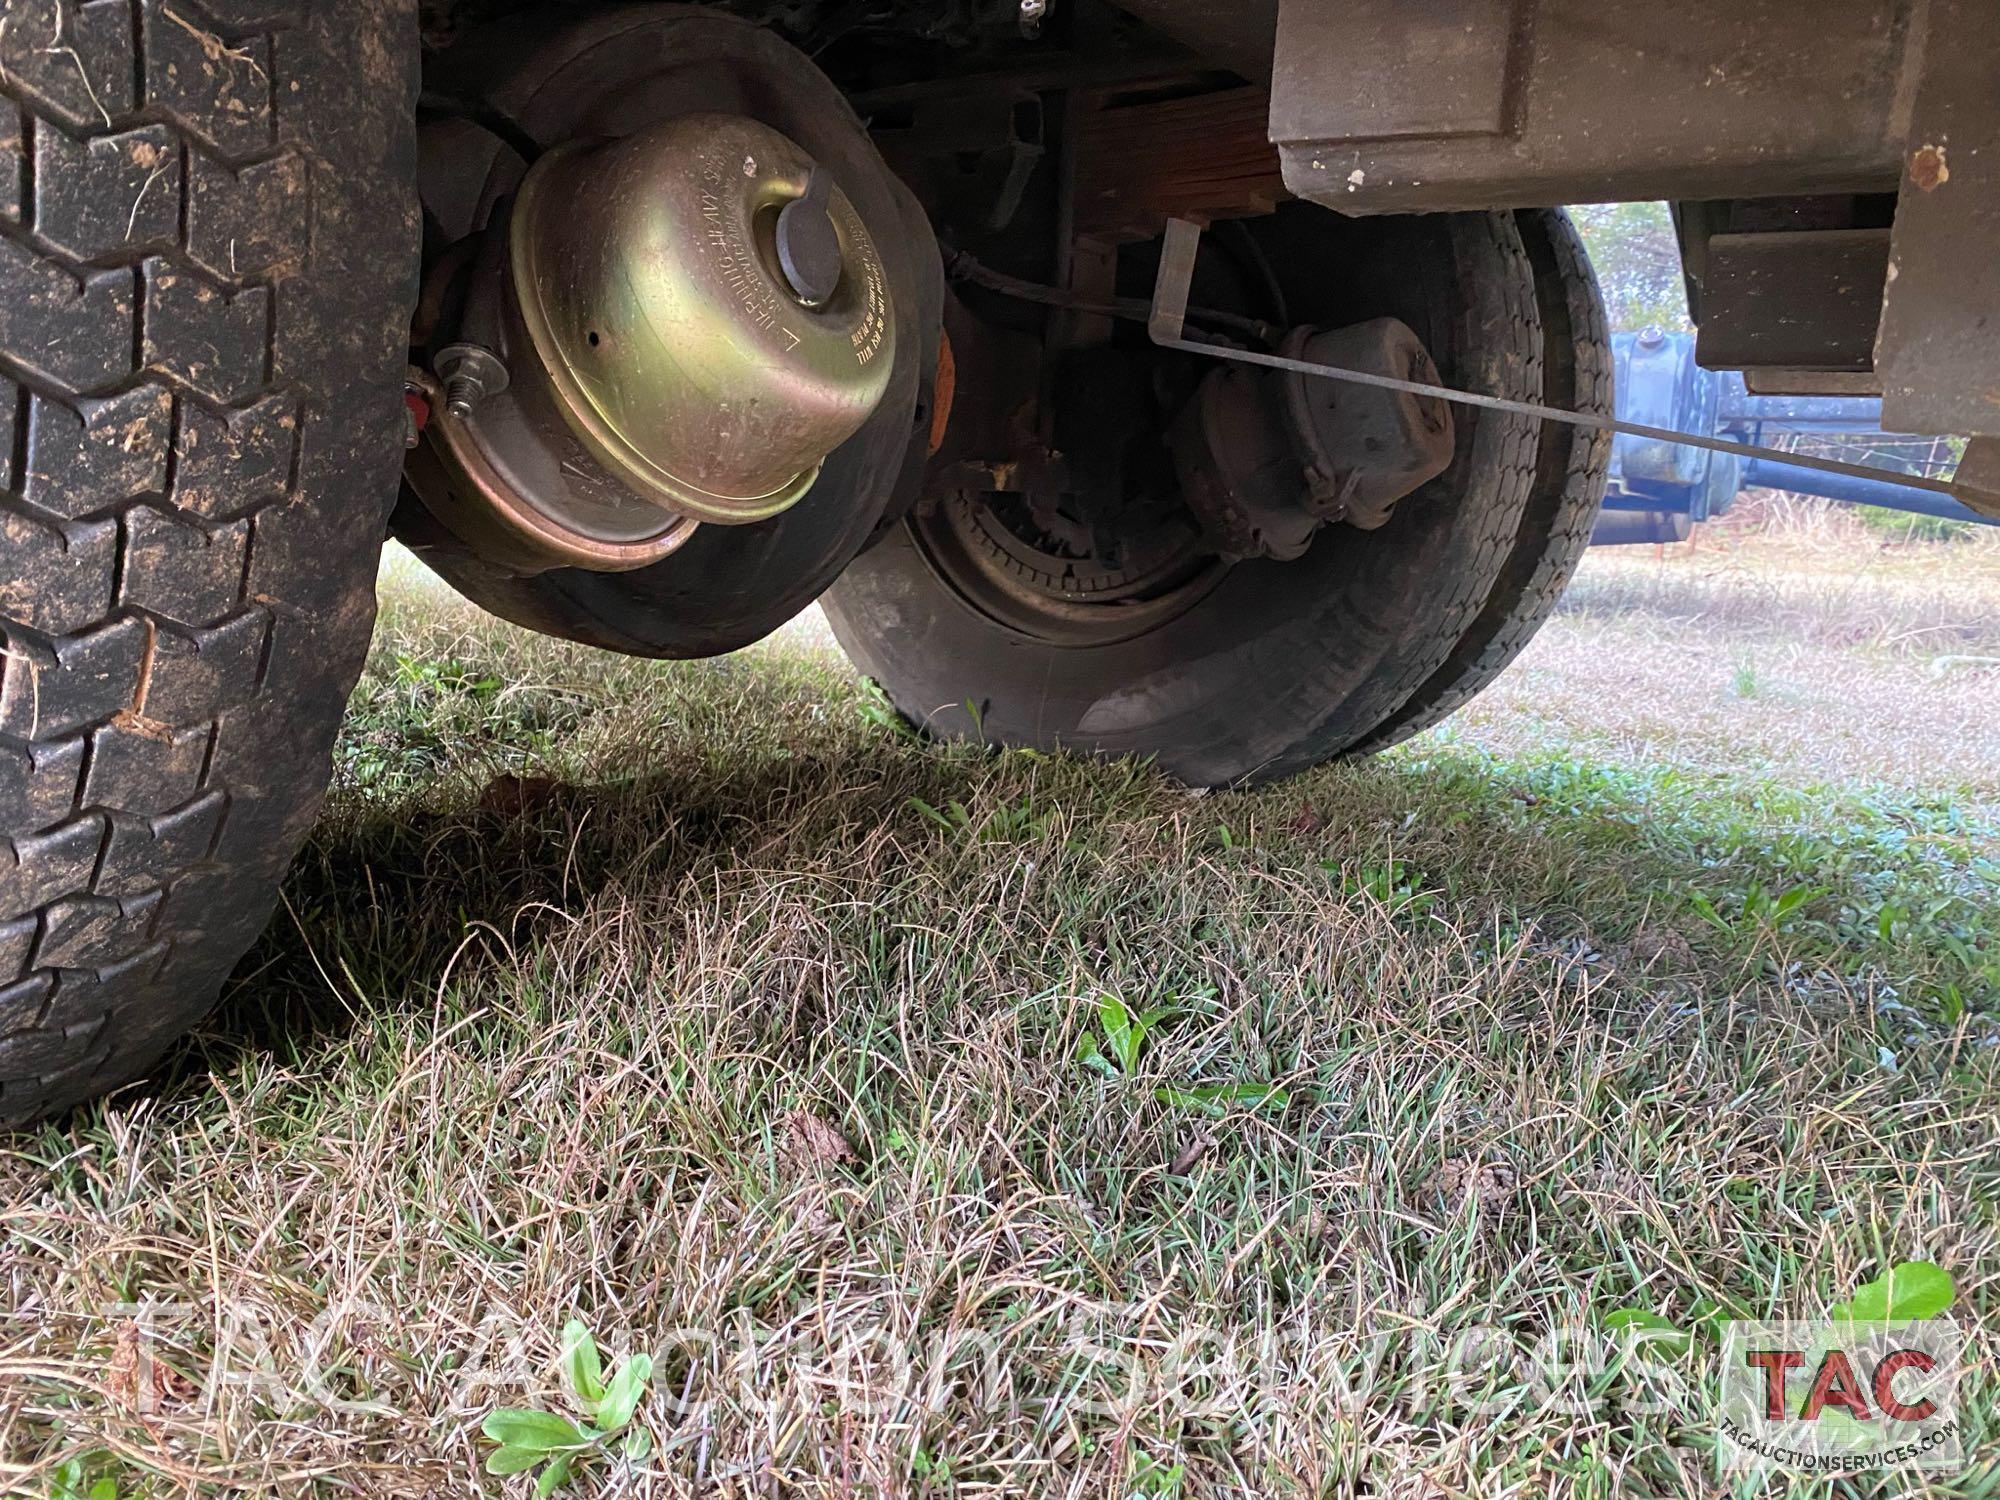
xmin=1146 ymin=217 xmax=2000 ymax=517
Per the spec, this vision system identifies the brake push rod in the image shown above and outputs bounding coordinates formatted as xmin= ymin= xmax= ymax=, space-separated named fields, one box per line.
xmin=1146 ymin=217 xmax=2000 ymax=515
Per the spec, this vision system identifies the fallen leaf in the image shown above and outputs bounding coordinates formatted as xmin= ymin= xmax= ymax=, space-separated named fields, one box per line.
xmin=106 ymin=1321 xmax=141 ymax=1410
xmin=1433 ymin=1154 xmax=1520 ymax=1215
xmin=152 ymin=1359 xmax=197 ymax=1406
xmin=782 ymin=1109 xmax=856 ymax=1172
xmin=1168 ymin=1132 xmax=1215 ymax=1176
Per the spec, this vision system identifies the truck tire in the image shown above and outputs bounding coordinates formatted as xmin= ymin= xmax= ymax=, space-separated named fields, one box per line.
xmin=1353 ymin=207 xmax=1612 ymax=751
xmin=0 ymin=0 xmax=419 ymax=1124
xmin=822 ymin=208 xmax=1543 ymax=787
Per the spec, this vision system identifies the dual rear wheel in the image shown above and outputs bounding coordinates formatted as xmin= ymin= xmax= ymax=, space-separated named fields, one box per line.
xmin=823 ymin=206 xmax=1611 ymax=785
xmin=0 ymin=0 xmax=1607 ymax=1123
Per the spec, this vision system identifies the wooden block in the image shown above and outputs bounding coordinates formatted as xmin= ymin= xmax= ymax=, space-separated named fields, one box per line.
xmin=1070 ymin=87 xmax=1288 ymax=244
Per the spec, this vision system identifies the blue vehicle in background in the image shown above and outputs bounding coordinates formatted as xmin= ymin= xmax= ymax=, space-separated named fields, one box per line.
xmin=1595 ymin=330 xmax=1994 ymax=545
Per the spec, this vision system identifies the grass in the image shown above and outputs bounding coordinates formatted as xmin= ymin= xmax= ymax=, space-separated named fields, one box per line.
xmin=3 ymin=515 xmax=1998 ymax=1497
xmin=1448 ymin=504 xmax=2000 ymax=799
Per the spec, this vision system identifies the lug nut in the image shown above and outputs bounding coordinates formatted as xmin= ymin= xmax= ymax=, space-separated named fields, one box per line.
xmin=433 ymin=342 xmax=510 ymax=422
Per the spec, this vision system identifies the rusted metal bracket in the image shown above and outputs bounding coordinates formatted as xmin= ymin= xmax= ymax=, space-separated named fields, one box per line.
xmin=1146 ymin=217 xmax=2000 ymax=518
xmin=1874 ymin=0 xmax=2000 ymax=439
xmin=1267 ymin=0 xmax=1911 ymax=215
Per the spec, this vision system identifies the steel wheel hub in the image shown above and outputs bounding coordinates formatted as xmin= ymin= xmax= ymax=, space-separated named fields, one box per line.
xmin=511 ymin=113 xmax=893 ymax=525
xmin=414 ymin=110 xmax=898 ymax=573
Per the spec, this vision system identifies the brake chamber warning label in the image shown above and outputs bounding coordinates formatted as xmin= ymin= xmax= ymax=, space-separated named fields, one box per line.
xmin=694 ymin=157 xmax=888 ymax=367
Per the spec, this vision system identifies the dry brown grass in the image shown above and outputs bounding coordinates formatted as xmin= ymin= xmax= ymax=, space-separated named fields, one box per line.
xmin=2 ymin=527 xmax=1996 ymax=1497
xmin=1448 ymin=505 xmax=2000 ymax=802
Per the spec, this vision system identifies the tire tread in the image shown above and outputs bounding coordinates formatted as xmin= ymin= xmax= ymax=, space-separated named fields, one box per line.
xmin=0 ymin=0 xmax=416 ymax=1123
xmin=1354 ymin=207 xmax=1613 ymax=752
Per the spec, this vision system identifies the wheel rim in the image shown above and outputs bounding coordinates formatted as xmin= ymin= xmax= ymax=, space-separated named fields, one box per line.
xmin=910 ymin=486 xmax=1228 ymax=646
xmin=903 ymin=227 xmax=1314 ymax=646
